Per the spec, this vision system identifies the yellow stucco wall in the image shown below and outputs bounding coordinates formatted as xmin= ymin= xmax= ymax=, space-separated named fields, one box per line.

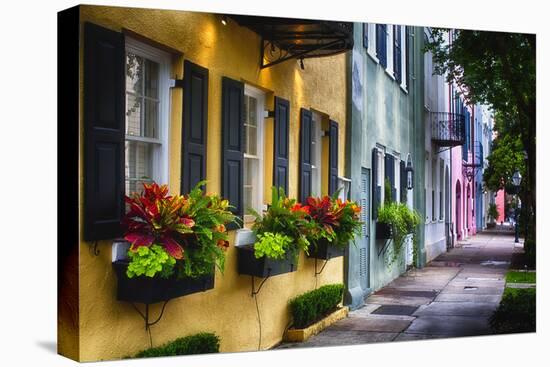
xmin=75 ymin=5 xmax=347 ymax=361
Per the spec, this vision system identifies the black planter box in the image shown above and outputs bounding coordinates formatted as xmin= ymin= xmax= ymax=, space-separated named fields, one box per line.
xmin=307 ymin=239 xmax=345 ymax=260
xmin=112 ymin=260 xmax=214 ymax=304
xmin=375 ymin=222 xmax=393 ymax=240
xmin=237 ymin=244 xmax=297 ymax=277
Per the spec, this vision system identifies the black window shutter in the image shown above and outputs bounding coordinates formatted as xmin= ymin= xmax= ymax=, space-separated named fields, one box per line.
xmin=181 ymin=60 xmax=208 ymax=194
xmin=83 ymin=22 xmax=125 ymax=241
xmin=299 ymin=108 xmax=313 ymax=203
xmin=221 ymin=77 xmax=244 ymax=228
xmin=400 ymin=159 xmax=406 ymax=203
xmin=376 ymin=24 xmax=387 ymax=68
xmin=394 ymin=25 xmax=402 ymax=83
xmin=328 ymin=120 xmax=339 ymax=196
xmin=363 ymin=23 xmax=369 ymax=49
xmin=273 ymin=97 xmax=290 ymax=195
xmin=372 ymin=148 xmax=380 ymax=219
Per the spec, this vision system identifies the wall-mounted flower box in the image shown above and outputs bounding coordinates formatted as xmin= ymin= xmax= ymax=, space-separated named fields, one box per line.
xmin=307 ymin=239 xmax=345 ymax=260
xmin=236 ymin=244 xmax=297 ymax=278
xmin=375 ymin=222 xmax=393 ymax=240
xmin=113 ymin=260 xmax=214 ymax=304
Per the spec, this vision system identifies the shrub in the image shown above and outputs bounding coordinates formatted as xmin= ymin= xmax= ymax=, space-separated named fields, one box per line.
xmin=134 ymin=332 xmax=220 ymax=358
xmin=289 ymin=284 xmax=344 ymax=329
xmin=490 ymin=288 xmax=536 ymax=334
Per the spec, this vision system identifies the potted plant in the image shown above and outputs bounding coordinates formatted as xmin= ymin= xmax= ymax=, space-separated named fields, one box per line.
xmin=375 ymin=178 xmax=394 ymax=240
xmin=236 ymin=187 xmax=312 ymax=277
xmin=113 ymin=182 xmax=237 ymax=304
xmin=377 ymin=201 xmax=421 ymax=264
xmin=305 ymin=195 xmax=362 ymax=260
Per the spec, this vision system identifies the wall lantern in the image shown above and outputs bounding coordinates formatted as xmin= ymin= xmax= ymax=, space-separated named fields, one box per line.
xmin=512 ymin=170 xmax=522 ymax=187
xmin=405 ymin=155 xmax=414 ymax=190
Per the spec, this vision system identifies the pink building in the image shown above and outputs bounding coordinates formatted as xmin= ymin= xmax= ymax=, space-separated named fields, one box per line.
xmin=495 ymin=189 xmax=505 ymax=223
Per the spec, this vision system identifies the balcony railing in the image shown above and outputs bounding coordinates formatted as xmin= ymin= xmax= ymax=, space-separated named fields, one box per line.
xmin=431 ymin=112 xmax=466 ymax=147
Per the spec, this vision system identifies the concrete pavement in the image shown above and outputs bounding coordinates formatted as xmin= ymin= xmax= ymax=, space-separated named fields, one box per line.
xmin=278 ymin=230 xmax=519 ymax=349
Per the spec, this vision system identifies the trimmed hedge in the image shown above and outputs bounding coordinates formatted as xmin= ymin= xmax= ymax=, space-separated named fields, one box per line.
xmin=134 ymin=332 xmax=220 ymax=358
xmin=289 ymin=284 xmax=344 ymax=329
xmin=490 ymin=288 xmax=536 ymax=334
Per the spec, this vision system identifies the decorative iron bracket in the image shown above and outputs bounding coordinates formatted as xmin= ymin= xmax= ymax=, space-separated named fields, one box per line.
xmin=260 ymin=38 xmax=345 ymax=69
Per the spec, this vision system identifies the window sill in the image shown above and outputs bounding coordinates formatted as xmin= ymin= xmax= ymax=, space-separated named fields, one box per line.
xmin=384 ymin=68 xmax=396 ymax=81
xmin=400 ymin=84 xmax=408 ymax=94
xmin=367 ymin=51 xmax=379 ymax=64
xmin=234 ymin=228 xmax=256 ymax=247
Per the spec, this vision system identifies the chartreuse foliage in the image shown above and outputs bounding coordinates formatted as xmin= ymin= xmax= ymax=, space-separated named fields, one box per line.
xmin=133 ymin=333 xmax=220 ymax=358
xmin=289 ymin=284 xmax=344 ymax=329
xmin=254 ymin=232 xmax=293 ymax=260
xmin=127 ymin=245 xmax=176 ymax=278
xmin=123 ymin=181 xmax=237 ymax=279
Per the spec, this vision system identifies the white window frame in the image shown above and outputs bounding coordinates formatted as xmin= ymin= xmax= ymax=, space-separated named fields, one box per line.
xmin=376 ymin=145 xmax=385 ymax=203
xmin=311 ymin=110 xmax=324 ymax=197
xmin=393 ymin=152 xmax=401 ymax=203
xmin=385 ymin=25 xmax=395 ymax=79
xmin=366 ymin=23 xmax=379 ymax=62
xmin=124 ymin=37 xmax=171 ymax=193
xmin=243 ymin=84 xmax=265 ymax=223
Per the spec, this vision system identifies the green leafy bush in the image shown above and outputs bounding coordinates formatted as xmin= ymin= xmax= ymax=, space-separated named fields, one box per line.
xmin=487 ymin=203 xmax=499 ymax=223
xmin=490 ymin=288 xmax=536 ymax=333
xmin=378 ymin=201 xmax=421 ymax=265
xmin=289 ymin=284 xmax=344 ymax=329
xmin=134 ymin=332 xmax=220 ymax=358
xmin=127 ymin=244 xmax=176 ymax=278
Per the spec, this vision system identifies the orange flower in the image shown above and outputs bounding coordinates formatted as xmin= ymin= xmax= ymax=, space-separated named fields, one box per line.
xmin=217 ymin=239 xmax=230 ymax=250
xmin=214 ymin=224 xmax=226 ymax=233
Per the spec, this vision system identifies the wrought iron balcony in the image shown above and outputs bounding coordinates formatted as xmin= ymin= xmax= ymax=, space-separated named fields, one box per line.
xmin=430 ymin=112 xmax=466 ymax=147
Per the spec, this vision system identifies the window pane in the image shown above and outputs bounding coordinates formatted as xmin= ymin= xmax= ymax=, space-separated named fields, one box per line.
xmin=247 ymin=126 xmax=257 ymax=155
xmin=144 ymin=99 xmax=159 ymax=138
xmin=125 ymin=140 xmax=154 ymax=195
xmin=144 ymin=59 xmax=160 ymax=99
xmin=126 ymin=53 xmax=143 ymax=94
xmin=244 ymin=157 xmax=259 ymax=215
xmin=248 ymin=96 xmax=257 ymax=126
xmin=126 ymin=93 xmax=142 ymax=136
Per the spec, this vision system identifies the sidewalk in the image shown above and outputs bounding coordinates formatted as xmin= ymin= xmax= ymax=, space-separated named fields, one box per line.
xmin=278 ymin=230 xmax=519 ymax=348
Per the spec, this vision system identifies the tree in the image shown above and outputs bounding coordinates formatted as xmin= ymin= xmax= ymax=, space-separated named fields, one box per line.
xmin=425 ymin=29 xmax=536 ymax=248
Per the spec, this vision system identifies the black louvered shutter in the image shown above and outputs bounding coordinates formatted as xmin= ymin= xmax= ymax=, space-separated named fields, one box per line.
xmin=299 ymin=108 xmax=313 ymax=203
xmin=328 ymin=120 xmax=339 ymax=196
xmin=394 ymin=25 xmax=402 ymax=83
xmin=83 ymin=22 xmax=125 ymax=241
xmin=363 ymin=23 xmax=369 ymax=49
xmin=372 ymin=148 xmax=380 ymax=219
xmin=221 ymin=77 xmax=244 ymax=228
xmin=376 ymin=24 xmax=387 ymax=68
xmin=400 ymin=160 xmax=407 ymax=203
xmin=273 ymin=97 xmax=289 ymax=194
xmin=181 ymin=60 xmax=208 ymax=194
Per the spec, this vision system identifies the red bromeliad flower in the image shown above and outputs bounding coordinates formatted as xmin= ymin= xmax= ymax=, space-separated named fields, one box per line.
xmin=123 ymin=183 xmax=195 ymax=260
xmin=305 ymin=196 xmax=342 ymax=235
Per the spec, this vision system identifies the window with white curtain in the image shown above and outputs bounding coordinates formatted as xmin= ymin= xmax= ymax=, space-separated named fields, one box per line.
xmin=243 ymin=85 xmax=265 ymax=222
xmin=124 ymin=38 xmax=170 ymax=195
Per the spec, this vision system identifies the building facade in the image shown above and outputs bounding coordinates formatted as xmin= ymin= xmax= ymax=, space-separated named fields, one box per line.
xmin=345 ymin=22 xmax=426 ymax=309
xmin=59 ymin=5 xmax=352 ymax=361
